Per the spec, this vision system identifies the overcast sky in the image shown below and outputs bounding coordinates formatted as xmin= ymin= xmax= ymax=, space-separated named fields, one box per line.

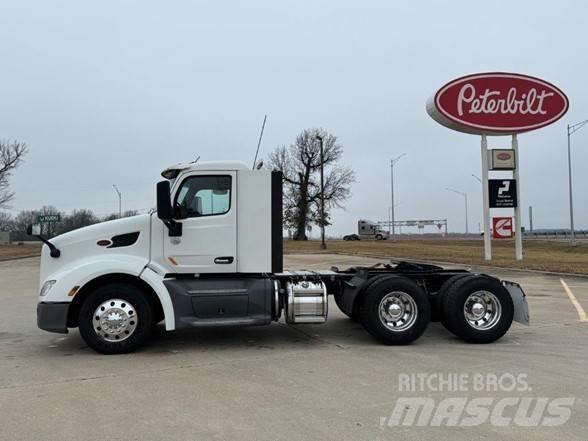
xmin=1 ymin=0 xmax=587 ymax=235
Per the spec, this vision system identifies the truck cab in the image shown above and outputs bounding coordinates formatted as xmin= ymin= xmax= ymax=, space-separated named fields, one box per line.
xmin=358 ymin=219 xmax=390 ymax=240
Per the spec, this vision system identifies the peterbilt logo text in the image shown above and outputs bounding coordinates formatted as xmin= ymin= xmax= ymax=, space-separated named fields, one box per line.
xmin=426 ymin=72 xmax=569 ymax=134
xmin=457 ymin=84 xmax=554 ymax=117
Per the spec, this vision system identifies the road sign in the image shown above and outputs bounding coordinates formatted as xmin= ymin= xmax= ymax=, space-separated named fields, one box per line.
xmin=489 ymin=149 xmax=516 ymax=170
xmin=493 ymin=217 xmax=514 ymax=239
xmin=37 ymin=214 xmax=61 ymax=224
xmin=489 ymin=179 xmax=517 ymax=208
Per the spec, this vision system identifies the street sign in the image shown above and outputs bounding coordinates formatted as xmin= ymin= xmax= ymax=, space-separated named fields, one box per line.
xmin=489 ymin=179 xmax=517 ymax=208
xmin=489 ymin=149 xmax=515 ymax=170
xmin=493 ymin=217 xmax=514 ymax=239
xmin=37 ymin=214 xmax=61 ymax=224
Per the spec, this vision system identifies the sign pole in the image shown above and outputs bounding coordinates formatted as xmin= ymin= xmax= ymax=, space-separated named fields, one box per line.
xmin=512 ymin=134 xmax=523 ymax=260
xmin=481 ymin=134 xmax=491 ymax=260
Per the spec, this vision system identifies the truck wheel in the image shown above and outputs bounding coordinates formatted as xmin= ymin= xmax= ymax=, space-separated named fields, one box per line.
xmin=359 ymin=276 xmax=430 ymax=345
xmin=78 ymin=283 xmax=154 ymax=354
xmin=441 ymin=276 xmax=514 ymax=343
xmin=432 ymin=274 xmax=472 ymax=323
xmin=375 ymin=234 xmax=383 ymax=240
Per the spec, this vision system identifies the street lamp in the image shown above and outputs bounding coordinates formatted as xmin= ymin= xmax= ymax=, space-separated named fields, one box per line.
xmin=567 ymin=120 xmax=588 ymax=246
xmin=390 ymin=153 xmax=407 ymax=238
xmin=112 ymin=184 xmax=122 ymax=219
xmin=316 ymin=135 xmax=326 ymax=250
xmin=446 ymin=188 xmax=469 ymax=234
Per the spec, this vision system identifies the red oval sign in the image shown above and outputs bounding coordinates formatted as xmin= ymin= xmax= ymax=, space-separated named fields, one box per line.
xmin=497 ymin=152 xmax=511 ymax=160
xmin=427 ymin=72 xmax=568 ymax=135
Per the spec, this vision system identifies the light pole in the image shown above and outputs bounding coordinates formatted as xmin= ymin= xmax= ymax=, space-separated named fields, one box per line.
xmin=316 ymin=135 xmax=326 ymax=250
xmin=446 ymin=188 xmax=468 ymax=234
xmin=390 ymin=153 xmax=407 ymax=239
xmin=567 ymin=120 xmax=587 ymax=246
xmin=112 ymin=184 xmax=122 ymax=218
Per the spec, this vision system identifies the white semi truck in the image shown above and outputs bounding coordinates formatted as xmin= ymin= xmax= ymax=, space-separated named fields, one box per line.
xmin=33 ymin=161 xmax=529 ymax=354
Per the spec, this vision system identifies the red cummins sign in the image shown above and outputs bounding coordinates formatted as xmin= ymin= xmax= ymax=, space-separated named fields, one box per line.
xmin=426 ymin=72 xmax=569 ymax=135
xmin=493 ymin=217 xmax=514 ymax=239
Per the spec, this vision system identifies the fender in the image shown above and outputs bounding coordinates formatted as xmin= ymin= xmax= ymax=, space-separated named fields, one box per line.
xmin=139 ymin=265 xmax=175 ymax=330
xmin=39 ymin=254 xmax=175 ymax=330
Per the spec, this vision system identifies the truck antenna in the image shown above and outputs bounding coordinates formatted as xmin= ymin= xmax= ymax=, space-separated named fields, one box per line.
xmin=252 ymin=114 xmax=267 ymax=169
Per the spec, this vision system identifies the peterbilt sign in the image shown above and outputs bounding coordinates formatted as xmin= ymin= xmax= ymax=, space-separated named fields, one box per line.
xmin=489 ymin=149 xmax=515 ymax=170
xmin=427 ymin=72 xmax=569 ymax=135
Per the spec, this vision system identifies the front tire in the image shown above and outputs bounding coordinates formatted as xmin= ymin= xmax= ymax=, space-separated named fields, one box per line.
xmin=78 ymin=283 xmax=154 ymax=354
xmin=359 ymin=276 xmax=430 ymax=345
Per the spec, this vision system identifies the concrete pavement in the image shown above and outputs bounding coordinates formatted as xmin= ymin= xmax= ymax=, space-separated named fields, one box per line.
xmin=0 ymin=255 xmax=586 ymax=441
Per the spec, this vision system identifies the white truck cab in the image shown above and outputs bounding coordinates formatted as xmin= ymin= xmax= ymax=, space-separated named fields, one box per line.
xmin=35 ymin=160 xmax=528 ymax=354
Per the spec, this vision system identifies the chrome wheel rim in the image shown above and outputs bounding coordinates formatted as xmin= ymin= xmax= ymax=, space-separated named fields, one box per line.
xmin=93 ymin=299 xmax=138 ymax=342
xmin=464 ymin=291 xmax=502 ymax=330
xmin=378 ymin=291 xmax=418 ymax=332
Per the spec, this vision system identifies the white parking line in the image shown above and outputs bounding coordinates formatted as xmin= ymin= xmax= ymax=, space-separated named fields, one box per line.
xmin=560 ymin=278 xmax=588 ymax=322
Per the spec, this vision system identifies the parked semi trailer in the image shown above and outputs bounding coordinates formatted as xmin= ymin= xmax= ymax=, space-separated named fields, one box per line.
xmin=33 ymin=161 xmax=529 ymax=354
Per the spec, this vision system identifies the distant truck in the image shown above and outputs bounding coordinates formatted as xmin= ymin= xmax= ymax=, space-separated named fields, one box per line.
xmin=344 ymin=219 xmax=390 ymax=241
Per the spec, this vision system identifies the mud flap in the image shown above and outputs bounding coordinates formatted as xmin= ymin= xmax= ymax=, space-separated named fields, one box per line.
xmin=502 ymin=280 xmax=530 ymax=326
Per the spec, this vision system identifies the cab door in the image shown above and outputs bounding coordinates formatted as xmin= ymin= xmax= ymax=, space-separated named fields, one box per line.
xmin=164 ymin=172 xmax=237 ymax=273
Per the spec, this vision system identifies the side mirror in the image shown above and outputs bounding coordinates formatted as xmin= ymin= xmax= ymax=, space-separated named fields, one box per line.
xmin=156 ymin=180 xmax=174 ymax=220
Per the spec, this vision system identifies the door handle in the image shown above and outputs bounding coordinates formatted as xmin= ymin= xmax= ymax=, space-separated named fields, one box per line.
xmin=214 ymin=256 xmax=234 ymax=264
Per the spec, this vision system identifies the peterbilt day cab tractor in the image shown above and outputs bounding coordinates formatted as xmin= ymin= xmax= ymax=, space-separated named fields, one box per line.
xmin=34 ymin=161 xmax=529 ymax=354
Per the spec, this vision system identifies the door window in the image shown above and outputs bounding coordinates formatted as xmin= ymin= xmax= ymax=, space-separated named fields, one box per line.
xmin=175 ymin=175 xmax=232 ymax=218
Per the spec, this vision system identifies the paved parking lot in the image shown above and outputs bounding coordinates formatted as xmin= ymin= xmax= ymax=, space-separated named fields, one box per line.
xmin=0 ymin=255 xmax=587 ymax=441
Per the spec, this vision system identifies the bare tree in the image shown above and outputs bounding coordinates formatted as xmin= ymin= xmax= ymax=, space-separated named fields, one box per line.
xmin=57 ymin=209 xmax=98 ymax=234
xmin=268 ymin=128 xmax=355 ymax=240
xmin=0 ymin=211 xmax=13 ymax=231
xmin=0 ymin=140 xmax=27 ymax=208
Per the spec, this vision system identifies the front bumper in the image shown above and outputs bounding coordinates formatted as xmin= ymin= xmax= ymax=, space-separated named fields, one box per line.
xmin=37 ymin=302 xmax=70 ymax=334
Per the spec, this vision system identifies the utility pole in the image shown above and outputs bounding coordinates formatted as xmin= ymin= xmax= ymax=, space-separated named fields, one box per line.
xmin=316 ymin=135 xmax=326 ymax=250
xmin=446 ymin=188 xmax=469 ymax=234
xmin=529 ymin=205 xmax=533 ymax=233
xmin=390 ymin=153 xmax=407 ymax=239
xmin=567 ymin=120 xmax=587 ymax=247
xmin=113 ymin=184 xmax=122 ymax=219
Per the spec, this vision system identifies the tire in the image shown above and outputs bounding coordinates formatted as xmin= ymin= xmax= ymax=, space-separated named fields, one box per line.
xmin=359 ymin=276 xmax=430 ymax=345
xmin=433 ymin=274 xmax=472 ymax=324
xmin=441 ymin=275 xmax=514 ymax=343
xmin=78 ymin=283 xmax=154 ymax=354
xmin=375 ymin=234 xmax=383 ymax=240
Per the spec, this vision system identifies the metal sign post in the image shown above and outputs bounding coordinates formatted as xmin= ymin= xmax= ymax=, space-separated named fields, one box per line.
xmin=512 ymin=134 xmax=523 ymax=260
xmin=427 ymin=72 xmax=569 ymax=262
xmin=481 ymin=135 xmax=491 ymax=260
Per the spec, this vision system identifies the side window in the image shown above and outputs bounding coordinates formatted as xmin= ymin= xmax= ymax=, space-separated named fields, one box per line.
xmin=175 ymin=175 xmax=232 ymax=218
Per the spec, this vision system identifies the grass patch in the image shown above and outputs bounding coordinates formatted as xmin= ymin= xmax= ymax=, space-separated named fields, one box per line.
xmin=284 ymin=239 xmax=588 ymax=275
xmin=0 ymin=244 xmax=42 ymax=261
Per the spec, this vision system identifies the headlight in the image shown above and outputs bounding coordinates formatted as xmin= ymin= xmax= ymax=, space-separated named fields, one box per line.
xmin=40 ymin=280 xmax=56 ymax=297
